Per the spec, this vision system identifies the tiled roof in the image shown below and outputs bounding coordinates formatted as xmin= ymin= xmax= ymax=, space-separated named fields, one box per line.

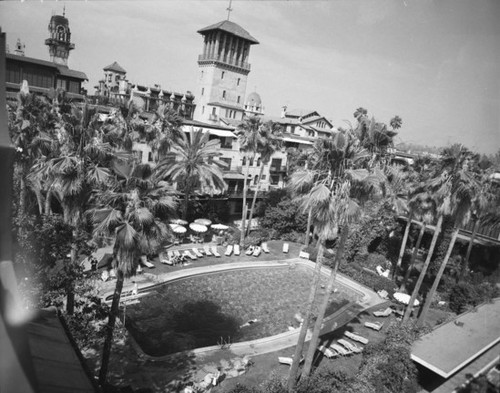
xmin=103 ymin=61 xmax=127 ymax=74
xmin=208 ymin=101 xmax=244 ymax=111
xmin=220 ymin=117 xmax=242 ymax=127
xmin=6 ymin=53 xmax=88 ymax=81
xmin=198 ymin=20 xmax=259 ymax=44
xmin=285 ymin=109 xmax=319 ymax=118
xmin=182 ymin=119 xmax=235 ymax=131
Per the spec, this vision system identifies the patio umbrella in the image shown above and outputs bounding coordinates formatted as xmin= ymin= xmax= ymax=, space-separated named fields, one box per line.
xmin=194 ymin=218 xmax=212 ymax=226
xmin=393 ymin=292 xmax=420 ymax=306
xmin=211 ymin=223 xmax=229 ymax=230
xmin=170 ymin=218 xmax=188 ymax=226
xmin=189 ymin=223 xmax=208 ymax=233
xmin=169 ymin=223 xmax=187 ymax=234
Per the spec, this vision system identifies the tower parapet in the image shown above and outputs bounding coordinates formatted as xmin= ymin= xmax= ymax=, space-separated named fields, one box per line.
xmin=44 ymin=13 xmax=75 ymax=66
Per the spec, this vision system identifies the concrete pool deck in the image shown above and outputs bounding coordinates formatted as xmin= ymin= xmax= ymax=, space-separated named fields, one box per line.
xmin=103 ymin=257 xmax=386 ymax=361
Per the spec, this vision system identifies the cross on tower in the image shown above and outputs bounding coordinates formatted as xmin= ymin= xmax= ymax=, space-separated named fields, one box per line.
xmin=226 ymin=0 xmax=233 ymax=20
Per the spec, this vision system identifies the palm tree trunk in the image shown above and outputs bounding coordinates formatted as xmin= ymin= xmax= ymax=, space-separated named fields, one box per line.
xmin=304 ymin=207 xmax=313 ymax=247
xmin=98 ymin=269 xmax=124 ymax=387
xmin=459 ymin=219 xmax=479 ymax=281
xmin=19 ymin=175 xmax=27 ymax=217
xmin=239 ymin=156 xmax=252 ymax=245
xmin=400 ymin=223 xmax=426 ymax=292
xmin=418 ymin=228 xmax=459 ymax=326
xmin=403 ymin=215 xmax=443 ymax=323
xmin=287 ymin=243 xmax=325 ymax=392
xmin=182 ymin=190 xmax=189 ymax=220
xmin=34 ymin=187 xmax=44 ymax=216
xmin=302 ymin=226 xmax=349 ymax=378
xmin=246 ymin=161 xmax=265 ymax=236
xmin=44 ymin=186 xmax=52 ymax=215
xmin=393 ymin=209 xmax=413 ymax=278
xmin=66 ymin=228 xmax=79 ymax=315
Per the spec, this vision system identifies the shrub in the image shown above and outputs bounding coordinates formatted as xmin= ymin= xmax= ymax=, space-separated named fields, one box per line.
xmin=340 ymin=262 xmax=397 ymax=296
xmin=448 ymin=280 xmax=499 ymax=314
xmin=259 ymin=198 xmax=307 ymax=238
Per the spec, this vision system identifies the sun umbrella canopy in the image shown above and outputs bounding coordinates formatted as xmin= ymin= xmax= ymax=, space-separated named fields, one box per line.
xmin=194 ymin=218 xmax=212 ymax=226
xmin=189 ymin=223 xmax=208 ymax=233
xmin=170 ymin=218 xmax=188 ymax=226
xmin=393 ymin=292 xmax=420 ymax=306
xmin=211 ymin=223 xmax=229 ymax=230
xmin=169 ymin=223 xmax=187 ymax=234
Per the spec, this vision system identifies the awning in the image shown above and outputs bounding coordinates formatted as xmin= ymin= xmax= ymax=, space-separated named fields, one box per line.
xmin=282 ymin=137 xmax=314 ymax=145
xmin=223 ymin=173 xmax=245 ymax=180
xmin=207 ymin=129 xmax=236 ymax=138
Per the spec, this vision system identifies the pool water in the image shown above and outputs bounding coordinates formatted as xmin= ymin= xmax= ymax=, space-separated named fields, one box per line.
xmin=124 ymin=265 xmax=361 ymax=356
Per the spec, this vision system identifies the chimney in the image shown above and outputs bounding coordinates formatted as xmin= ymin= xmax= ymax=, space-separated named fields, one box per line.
xmin=280 ymin=105 xmax=287 ymax=119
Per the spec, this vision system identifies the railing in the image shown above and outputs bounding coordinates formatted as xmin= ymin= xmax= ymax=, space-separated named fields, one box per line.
xmin=269 ymin=165 xmax=287 ymax=173
xmin=460 ymin=221 xmax=500 ymax=241
xmin=198 ymin=54 xmax=251 ymax=71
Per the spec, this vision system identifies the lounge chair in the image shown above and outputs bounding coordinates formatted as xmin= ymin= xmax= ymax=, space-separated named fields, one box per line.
xmin=225 ymin=244 xmax=233 ymax=256
xmin=299 ymin=251 xmax=310 ymax=260
xmin=318 ymin=345 xmax=338 ymax=359
xmin=330 ymin=343 xmax=351 ymax=356
xmin=192 ymin=248 xmax=203 ymax=258
xmin=376 ymin=265 xmax=390 ymax=278
xmin=136 ymin=265 xmax=143 ymax=274
xmin=167 ymin=250 xmax=175 ymax=260
xmin=337 ymin=339 xmax=363 ymax=354
xmin=364 ymin=321 xmax=384 ymax=331
xmin=173 ymin=250 xmax=181 ymax=258
xmin=234 ymin=244 xmax=241 ymax=256
xmin=283 ymin=242 xmax=289 ymax=253
xmin=278 ymin=357 xmax=293 ymax=366
xmin=211 ymin=246 xmax=221 ymax=257
xmin=140 ymin=256 xmax=155 ymax=268
xmin=101 ymin=270 xmax=109 ymax=282
xmin=373 ymin=307 xmax=392 ymax=317
xmin=261 ymin=242 xmax=270 ymax=253
xmin=204 ymin=246 xmax=213 ymax=256
xmin=245 ymin=246 xmax=255 ymax=256
xmin=252 ymin=246 xmax=262 ymax=257
xmin=160 ymin=252 xmax=173 ymax=265
xmin=344 ymin=331 xmax=369 ymax=345
xmin=183 ymin=250 xmax=197 ymax=260
xmin=109 ymin=268 xmax=117 ymax=278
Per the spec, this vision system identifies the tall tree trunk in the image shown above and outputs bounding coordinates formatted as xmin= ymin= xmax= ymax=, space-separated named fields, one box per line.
xmin=403 ymin=215 xmax=443 ymax=323
xmin=459 ymin=219 xmax=479 ymax=281
xmin=302 ymin=226 xmax=349 ymax=378
xmin=304 ymin=207 xmax=313 ymax=248
xmin=19 ymin=175 xmax=27 ymax=217
xmin=418 ymin=228 xmax=459 ymax=326
xmin=33 ymin=187 xmax=44 ymax=216
xmin=239 ymin=156 xmax=252 ymax=245
xmin=287 ymin=243 xmax=325 ymax=392
xmin=66 ymin=228 xmax=79 ymax=315
xmin=246 ymin=161 xmax=265 ymax=236
xmin=400 ymin=223 xmax=426 ymax=292
xmin=393 ymin=209 xmax=413 ymax=278
xmin=44 ymin=186 xmax=52 ymax=215
xmin=98 ymin=269 xmax=124 ymax=387
xmin=182 ymin=190 xmax=189 ymax=220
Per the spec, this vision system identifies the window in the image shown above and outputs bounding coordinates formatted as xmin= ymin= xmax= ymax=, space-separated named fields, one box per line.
xmin=261 ymin=175 xmax=266 ymax=180
xmin=212 ymin=107 xmax=216 ymax=115
xmin=115 ymin=75 xmax=120 ymax=82
xmin=201 ymin=70 xmax=204 ymax=78
xmin=226 ymin=109 xmax=230 ymax=117
xmin=254 ymin=175 xmax=259 ymax=185
xmin=56 ymin=79 xmax=66 ymax=89
xmin=237 ymin=96 xmax=240 ymax=104
xmin=6 ymin=64 xmax=21 ymax=84
xmin=237 ymin=78 xmax=240 ymax=86
xmin=222 ymin=90 xmax=226 ymax=99
xmin=68 ymin=80 xmax=80 ymax=94
xmin=148 ymin=152 xmax=153 ymax=162
xmin=270 ymin=175 xmax=280 ymax=185
xmin=24 ymin=67 xmax=53 ymax=89
xmin=202 ymin=106 xmax=205 ymax=114
xmin=201 ymin=87 xmax=204 ymax=96
xmin=107 ymin=74 xmax=112 ymax=82
xmin=242 ymin=157 xmax=246 ymax=166
xmin=249 ymin=157 xmax=254 ymax=166
xmin=233 ymin=111 xmax=237 ymax=119
xmin=220 ymin=157 xmax=231 ymax=170
xmin=291 ymin=126 xmax=296 ymax=134
xmin=221 ymin=71 xmax=225 ymax=79
xmin=257 ymin=158 xmax=261 ymax=166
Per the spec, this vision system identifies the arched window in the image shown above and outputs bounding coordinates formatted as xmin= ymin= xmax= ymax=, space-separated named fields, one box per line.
xmin=257 ymin=157 xmax=261 ymax=166
xmin=254 ymin=175 xmax=259 ymax=185
xmin=242 ymin=157 xmax=246 ymax=166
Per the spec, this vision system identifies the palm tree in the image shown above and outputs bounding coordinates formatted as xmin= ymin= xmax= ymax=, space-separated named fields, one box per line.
xmin=417 ymin=150 xmax=478 ymax=326
xmin=390 ymin=115 xmax=403 ymax=130
xmin=92 ymin=160 xmax=177 ymax=387
xmin=236 ymin=116 xmax=265 ymax=244
xmin=155 ymin=128 xmax=227 ymax=219
xmin=245 ymin=121 xmax=282 ymax=236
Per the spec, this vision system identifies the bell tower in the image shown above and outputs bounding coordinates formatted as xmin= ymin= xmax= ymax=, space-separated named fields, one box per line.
xmin=193 ymin=19 xmax=259 ymax=124
xmin=44 ymin=9 xmax=75 ymax=66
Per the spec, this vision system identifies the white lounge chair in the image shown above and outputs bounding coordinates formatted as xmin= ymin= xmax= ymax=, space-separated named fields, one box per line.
xmin=283 ymin=242 xmax=289 ymax=253
xmin=318 ymin=345 xmax=338 ymax=358
xmin=192 ymin=248 xmax=203 ymax=258
xmin=344 ymin=331 xmax=369 ymax=345
xmin=278 ymin=357 xmax=293 ymax=366
xmin=299 ymin=251 xmax=310 ymax=260
xmin=261 ymin=242 xmax=270 ymax=253
xmin=204 ymin=245 xmax=213 ymax=256
xmin=160 ymin=252 xmax=173 ymax=265
xmin=252 ymin=246 xmax=262 ymax=257
xmin=337 ymin=339 xmax=363 ymax=354
xmin=245 ymin=246 xmax=255 ymax=256
xmin=183 ymin=250 xmax=197 ymax=260
xmin=364 ymin=321 xmax=384 ymax=331
xmin=101 ymin=270 xmax=109 ymax=282
xmin=234 ymin=244 xmax=241 ymax=255
xmin=173 ymin=250 xmax=181 ymax=258
xmin=140 ymin=256 xmax=155 ymax=268
xmin=376 ymin=265 xmax=390 ymax=278
xmin=211 ymin=246 xmax=221 ymax=257
xmin=373 ymin=307 xmax=393 ymax=317
xmin=330 ymin=343 xmax=351 ymax=356
xmin=225 ymin=245 xmax=233 ymax=256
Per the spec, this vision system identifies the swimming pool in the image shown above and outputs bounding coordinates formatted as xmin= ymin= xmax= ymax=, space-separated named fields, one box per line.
xmin=124 ymin=264 xmax=362 ymax=356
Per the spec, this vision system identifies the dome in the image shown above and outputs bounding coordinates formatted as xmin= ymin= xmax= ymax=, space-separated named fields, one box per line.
xmin=50 ymin=15 xmax=69 ymax=26
xmin=246 ymin=92 xmax=262 ymax=107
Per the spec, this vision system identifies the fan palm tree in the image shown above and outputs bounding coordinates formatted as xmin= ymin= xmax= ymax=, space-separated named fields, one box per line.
xmin=236 ymin=116 xmax=266 ymax=244
xmin=245 ymin=121 xmax=282 ymax=236
xmin=155 ymin=128 xmax=227 ymax=219
xmin=92 ymin=160 xmax=177 ymax=387
xmin=390 ymin=115 xmax=403 ymax=130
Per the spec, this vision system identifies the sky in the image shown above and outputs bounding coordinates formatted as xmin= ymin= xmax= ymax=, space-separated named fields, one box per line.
xmin=1 ymin=0 xmax=499 ymax=154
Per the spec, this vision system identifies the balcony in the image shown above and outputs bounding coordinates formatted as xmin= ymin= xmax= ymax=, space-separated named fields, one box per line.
xmin=198 ymin=54 xmax=251 ymax=71
xmin=269 ymin=165 xmax=287 ymax=173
